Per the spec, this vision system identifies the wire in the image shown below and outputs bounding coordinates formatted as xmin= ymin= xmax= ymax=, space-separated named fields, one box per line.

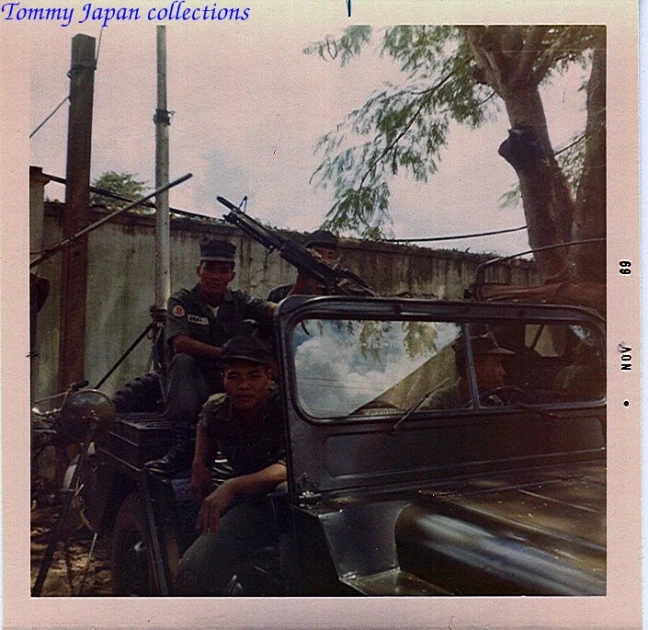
xmin=479 ymin=237 xmax=606 ymax=268
xmin=30 ymin=25 xmax=103 ymax=140
xmin=381 ymin=224 xmax=527 ymax=244
xmin=95 ymin=24 xmax=105 ymax=65
xmin=29 ymin=95 xmax=69 ymax=139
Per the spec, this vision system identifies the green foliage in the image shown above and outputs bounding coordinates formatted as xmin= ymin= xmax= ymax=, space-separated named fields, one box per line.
xmin=307 ymin=25 xmax=601 ymax=238
xmin=304 ymin=25 xmax=372 ymax=66
xmin=90 ymin=171 xmax=149 ymax=210
xmin=498 ymin=186 xmax=522 ymax=211
xmin=355 ymin=320 xmax=438 ymax=363
xmin=307 ymin=26 xmax=498 ymax=237
xmin=402 ymin=321 xmax=438 ymax=360
xmin=535 ymin=27 xmax=600 ymax=81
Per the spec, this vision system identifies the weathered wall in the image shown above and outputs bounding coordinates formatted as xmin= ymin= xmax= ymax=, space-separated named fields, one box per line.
xmin=33 ymin=203 xmax=536 ymax=399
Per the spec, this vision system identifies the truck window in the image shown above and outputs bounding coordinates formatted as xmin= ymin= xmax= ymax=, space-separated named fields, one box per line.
xmin=292 ymin=319 xmax=461 ymax=418
xmin=291 ymin=317 xmax=605 ymax=420
xmin=472 ymin=320 xmax=606 ymax=404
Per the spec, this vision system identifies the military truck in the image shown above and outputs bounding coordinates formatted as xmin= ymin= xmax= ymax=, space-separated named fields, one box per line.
xmin=30 ymin=194 xmax=605 ymax=596
xmin=88 ymin=292 xmax=605 ymax=596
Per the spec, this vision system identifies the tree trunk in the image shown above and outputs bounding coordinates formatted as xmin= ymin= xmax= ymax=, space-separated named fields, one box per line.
xmin=465 ymin=26 xmax=576 ymax=281
xmin=572 ymin=40 xmax=606 ymax=285
xmin=501 ymin=87 xmax=573 ymax=279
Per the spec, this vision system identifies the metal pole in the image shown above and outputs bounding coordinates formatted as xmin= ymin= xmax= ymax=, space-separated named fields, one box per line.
xmin=154 ymin=26 xmax=171 ymax=310
xmin=30 ymin=173 xmax=192 ymax=268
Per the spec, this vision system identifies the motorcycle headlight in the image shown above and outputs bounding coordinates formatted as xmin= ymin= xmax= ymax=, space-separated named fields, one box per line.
xmin=59 ymin=389 xmax=115 ymax=444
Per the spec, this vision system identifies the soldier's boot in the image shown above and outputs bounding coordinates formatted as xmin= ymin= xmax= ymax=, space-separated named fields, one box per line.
xmin=145 ymin=422 xmax=193 ymax=475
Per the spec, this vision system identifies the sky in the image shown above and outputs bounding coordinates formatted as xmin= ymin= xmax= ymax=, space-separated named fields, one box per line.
xmin=29 ymin=9 xmax=590 ymax=258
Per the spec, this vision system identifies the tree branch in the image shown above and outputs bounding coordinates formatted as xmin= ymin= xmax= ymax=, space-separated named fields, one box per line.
xmin=554 ymin=133 xmax=586 ymax=157
xmin=437 ymin=89 xmax=497 ymax=116
xmin=531 ymin=29 xmax=575 ymax=86
xmin=463 ymin=27 xmax=491 ymax=73
xmin=514 ymin=26 xmax=549 ymax=84
xmin=356 ymin=68 xmax=457 ymax=192
xmin=326 ymin=37 xmax=338 ymax=60
xmin=463 ymin=26 xmax=509 ymax=93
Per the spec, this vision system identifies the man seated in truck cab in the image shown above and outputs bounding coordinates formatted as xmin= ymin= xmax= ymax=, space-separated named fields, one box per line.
xmin=423 ymin=331 xmax=514 ymax=410
xmin=555 ymin=341 xmax=606 ymax=400
xmin=146 ymin=239 xmax=276 ymax=475
xmin=174 ymin=336 xmax=287 ymax=596
xmin=267 ymin=230 xmax=339 ymax=301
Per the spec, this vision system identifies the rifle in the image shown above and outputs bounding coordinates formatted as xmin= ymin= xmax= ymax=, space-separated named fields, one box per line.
xmin=217 ymin=196 xmax=376 ymax=297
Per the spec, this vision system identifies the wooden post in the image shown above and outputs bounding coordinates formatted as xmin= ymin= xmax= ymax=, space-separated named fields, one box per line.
xmin=58 ymin=35 xmax=95 ymax=391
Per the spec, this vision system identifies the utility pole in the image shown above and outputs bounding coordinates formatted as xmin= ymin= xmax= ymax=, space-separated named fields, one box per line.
xmin=154 ymin=26 xmax=171 ymax=310
xmin=58 ymin=34 xmax=95 ymax=391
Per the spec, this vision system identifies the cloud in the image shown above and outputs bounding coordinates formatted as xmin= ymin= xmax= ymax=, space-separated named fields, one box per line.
xmin=29 ymin=21 xmax=587 ymax=255
xmin=293 ymin=319 xmax=455 ymax=417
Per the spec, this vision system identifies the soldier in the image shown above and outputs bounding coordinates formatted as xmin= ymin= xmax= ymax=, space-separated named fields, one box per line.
xmin=424 ymin=331 xmax=514 ymax=410
xmin=146 ymin=238 xmax=276 ymax=475
xmin=174 ymin=336 xmax=287 ymax=595
xmin=267 ymin=229 xmax=339 ymax=301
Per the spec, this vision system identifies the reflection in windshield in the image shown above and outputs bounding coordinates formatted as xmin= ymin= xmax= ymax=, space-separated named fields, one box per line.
xmin=292 ymin=317 xmax=606 ymax=420
xmin=293 ymin=319 xmax=459 ymax=417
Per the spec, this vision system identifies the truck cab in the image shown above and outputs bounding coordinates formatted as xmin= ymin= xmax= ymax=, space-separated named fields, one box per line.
xmin=275 ymin=296 xmax=605 ymax=595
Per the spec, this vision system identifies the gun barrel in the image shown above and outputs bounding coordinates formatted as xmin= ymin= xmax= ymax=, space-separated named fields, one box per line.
xmin=216 ymin=196 xmax=376 ymax=297
xmin=216 ymin=196 xmax=239 ymax=212
xmin=218 ymin=196 xmax=286 ymax=252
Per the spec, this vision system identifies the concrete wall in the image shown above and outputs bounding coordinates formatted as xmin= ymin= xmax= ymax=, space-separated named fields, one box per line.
xmin=32 ymin=203 xmax=536 ymax=399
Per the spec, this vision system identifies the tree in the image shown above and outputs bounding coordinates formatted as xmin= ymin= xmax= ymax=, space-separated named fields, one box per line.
xmin=90 ymin=171 xmax=149 ymax=210
xmin=306 ymin=26 xmax=605 ymax=283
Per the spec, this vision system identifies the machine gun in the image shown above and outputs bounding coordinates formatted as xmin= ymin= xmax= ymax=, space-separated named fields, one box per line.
xmin=217 ymin=196 xmax=376 ymax=297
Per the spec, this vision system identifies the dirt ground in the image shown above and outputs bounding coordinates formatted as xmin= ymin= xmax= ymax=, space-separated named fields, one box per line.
xmin=30 ymin=502 xmax=113 ymax=597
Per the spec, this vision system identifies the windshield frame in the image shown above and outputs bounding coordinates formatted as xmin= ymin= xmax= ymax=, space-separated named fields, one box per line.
xmin=276 ymin=296 xmax=607 ymax=426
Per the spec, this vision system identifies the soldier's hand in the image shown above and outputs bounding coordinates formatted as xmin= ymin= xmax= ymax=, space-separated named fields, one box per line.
xmin=190 ymin=462 xmax=212 ymax=503
xmin=293 ymin=271 xmax=326 ymax=296
xmin=196 ymin=481 xmax=238 ymax=534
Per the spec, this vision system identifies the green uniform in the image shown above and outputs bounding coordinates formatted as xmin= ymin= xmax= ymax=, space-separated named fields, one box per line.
xmin=167 ymin=284 xmax=272 ymax=351
xmin=164 ymin=284 xmax=273 ymax=422
xmin=422 ymin=380 xmax=465 ymax=410
xmin=199 ymin=386 xmax=286 ymax=475
xmin=175 ymin=387 xmax=286 ymax=596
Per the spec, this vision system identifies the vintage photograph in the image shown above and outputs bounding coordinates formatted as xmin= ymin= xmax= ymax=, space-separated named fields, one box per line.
xmin=2 ymin=0 xmax=641 ymax=627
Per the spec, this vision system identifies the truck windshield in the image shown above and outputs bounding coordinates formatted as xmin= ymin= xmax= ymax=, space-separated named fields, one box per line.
xmin=291 ymin=317 xmax=605 ymax=420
